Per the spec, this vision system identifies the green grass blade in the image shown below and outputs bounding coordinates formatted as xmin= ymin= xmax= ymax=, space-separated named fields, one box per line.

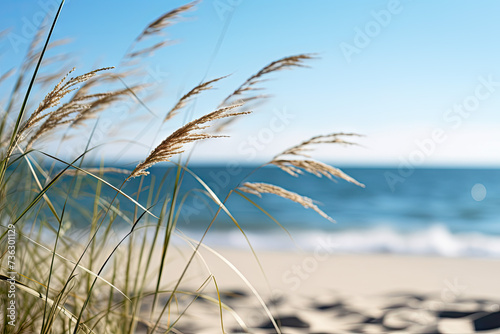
xmin=0 ymin=226 xmax=130 ymax=300
xmin=37 ymin=151 xmax=158 ymax=219
xmin=0 ymin=0 xmax=65 ymax=184
xmin=72 ymin=207 xmax=150 ymax=333
xmin=234 ymin=189 xmax=295 ymax=243
xmin=0 ymin=275 xmax=94 ymax=334
xmin=175 ymin=232 xmax=281 ymax=334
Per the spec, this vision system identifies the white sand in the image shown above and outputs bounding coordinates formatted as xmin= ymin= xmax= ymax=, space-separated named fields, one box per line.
xmin=162 ymin=248 xmax=500 ymax=333
xmin=191 ymin=248 xmax=500 ymax=299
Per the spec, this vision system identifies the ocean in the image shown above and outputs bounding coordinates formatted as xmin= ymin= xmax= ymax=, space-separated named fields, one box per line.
xmin=117 ymin=166 xmax=500 ymax=258
xmin=38 ymin=165 xmax=500 ymax=258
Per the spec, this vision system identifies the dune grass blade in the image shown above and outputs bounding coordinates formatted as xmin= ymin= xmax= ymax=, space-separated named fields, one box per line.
xmin=127 ymin=178 xmax=157 ymax=334
xmin=150 ymin=164 xmax=182 ymax=317
xmin=0 ymin=275 xmax=94 ymax=334
xmin=0 ymin=68 xmax=14 ymax=85
xmin=0 ymin=0 xmax=65 ymax=185
xmin=5 ymin=228 xmax=129 ymax=300
xmin=130 ymin=173 xmax=171 ymax=324
xmin=41 ymin=199 xmax=67 ymax=332
xmin=3 ymin=149 xmax=88 ymax=239
xmin=176 ymin=232 xmax=282 ymax=334
xmin=160 ymin=275 xmax=215 ymax=332
xmin=174 ymin=232 xmax=250 ymax=332
xmin=62 ymin=167 xmax=130 ymax=176
xmin=90 ymin=286 xmax=247 ymax=333
xmin=149 ymin=163 xmax=270 ymax=333
xmin=36 ymin=151 xmax=158 ymax=219
xmin=18 ymin=146 xmax=61 ymax=222
xmin=72 ymin=208 xmax=150 ymax=334
xmin=176 ymin=165 xmax=268 ymax=275
xmin=234 ymin=189 xmax=294 ymax=243
xmin=109 ymin=75 xmax=157 ymax=117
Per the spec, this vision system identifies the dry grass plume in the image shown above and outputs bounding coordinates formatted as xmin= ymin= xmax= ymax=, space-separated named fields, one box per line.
xmin=163 ymin=76 xmax=227 ymax=122
xmin=213 ymin=54 xmax=315 ymax=132
xmin=129 ymin=104 xmax=249 ymax=178
xmin=238 ymin=182 xmax=335 ymax=223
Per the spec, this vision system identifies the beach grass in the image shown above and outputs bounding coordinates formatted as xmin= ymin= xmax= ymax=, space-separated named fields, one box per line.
xmin=0 ymin=1 xmax=363 ymax=333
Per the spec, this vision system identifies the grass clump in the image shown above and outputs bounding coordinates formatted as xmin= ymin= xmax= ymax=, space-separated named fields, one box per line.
xmin=0 ymin=1 xmax=363 ymax=333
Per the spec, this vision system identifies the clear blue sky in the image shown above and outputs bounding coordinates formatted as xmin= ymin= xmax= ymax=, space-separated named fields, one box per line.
xmin=2 ymin=0 xmax=500 ymax=166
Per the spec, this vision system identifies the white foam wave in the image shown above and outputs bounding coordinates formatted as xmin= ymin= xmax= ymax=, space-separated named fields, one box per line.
xmin=190 ymin=225 xmax=500 ymax=258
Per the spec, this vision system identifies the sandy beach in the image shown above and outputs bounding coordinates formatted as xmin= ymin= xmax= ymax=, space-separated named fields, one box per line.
xmin=156 ymin=248 xmax=500 ymax=333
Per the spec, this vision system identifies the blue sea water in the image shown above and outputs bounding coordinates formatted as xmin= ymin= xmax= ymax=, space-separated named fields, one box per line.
xmin=123 ymin=166 xmax=500 ymax=257
xmin=58 ymin=165 xmax=500 ymax=257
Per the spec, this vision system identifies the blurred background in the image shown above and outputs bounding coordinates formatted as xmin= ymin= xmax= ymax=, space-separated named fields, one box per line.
xmin=2 ymin=0 xmax=500 ymax=257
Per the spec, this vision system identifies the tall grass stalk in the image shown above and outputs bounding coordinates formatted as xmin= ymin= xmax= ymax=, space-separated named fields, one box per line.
xmin=0 ymin=2 xmax=364 ymax=333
